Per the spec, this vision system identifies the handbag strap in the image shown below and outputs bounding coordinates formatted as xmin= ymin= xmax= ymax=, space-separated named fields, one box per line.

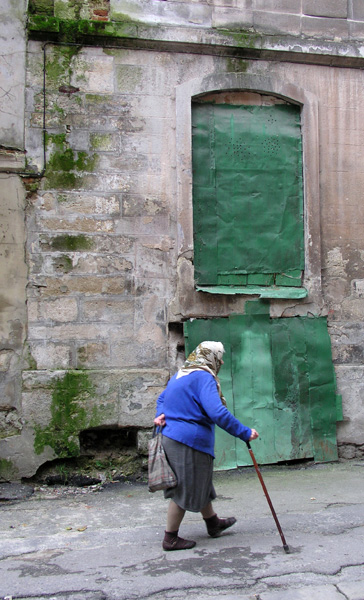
xmin=153 ymin=424 xmax=164 ymax=437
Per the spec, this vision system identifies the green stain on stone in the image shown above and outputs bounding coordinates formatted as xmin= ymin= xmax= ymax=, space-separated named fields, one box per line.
xmin=34 ymin=371 xmax=95 ymax=458
xmin=44 ymin=133 xmax=98 ymax=190
xmin=50 ymin=234 xmax=94 ymax=251
xmin=28 ymin=0 xmax=54 ymax=15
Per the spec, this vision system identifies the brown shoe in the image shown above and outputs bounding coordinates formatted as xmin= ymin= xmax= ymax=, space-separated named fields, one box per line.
xmin=204 ymin=515 xmax=237 ymax=538
xmin=163 ymin=530 xmax=196 ymax=551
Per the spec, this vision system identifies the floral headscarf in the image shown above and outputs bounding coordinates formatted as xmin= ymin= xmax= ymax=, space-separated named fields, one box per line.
xmin=177 ymin=341 xmax=227 ymax=406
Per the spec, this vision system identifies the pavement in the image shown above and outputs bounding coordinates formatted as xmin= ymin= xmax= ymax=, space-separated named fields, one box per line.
xmin=0 ymin=459 xmax=364 ymax=600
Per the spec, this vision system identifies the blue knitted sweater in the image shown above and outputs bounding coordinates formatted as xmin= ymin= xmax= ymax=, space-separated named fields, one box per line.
xmin=156 ymin=370 xmax=252 ymax=457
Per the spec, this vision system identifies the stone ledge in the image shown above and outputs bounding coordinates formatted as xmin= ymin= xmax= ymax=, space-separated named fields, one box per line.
xmin=0 ymin=149 xmax=26 ymax=172
xmin=27 ymin=15 xmax=364 ymax=68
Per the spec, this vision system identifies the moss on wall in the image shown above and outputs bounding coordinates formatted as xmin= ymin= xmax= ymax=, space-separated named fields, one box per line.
xmin=50 ymin=234 xmax=94 ymax=251
xmin=34 ymin=371 xmax=96 ymax=458
xmin=45 ymin=46 xmax=80 ymax=88
xmin=215 ymin=28 xmax=261 ymax=49
xmin=28 ymin=0 xmax=55 ymax=15
xmin=44 ymin=133 xmax=98 ymax=190
xmin=28 ymin=15 xmax=137 ymax=43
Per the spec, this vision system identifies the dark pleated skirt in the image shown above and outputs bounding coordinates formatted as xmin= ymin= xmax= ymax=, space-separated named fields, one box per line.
xmin=162 ymin=435 xmax=217 ymax=512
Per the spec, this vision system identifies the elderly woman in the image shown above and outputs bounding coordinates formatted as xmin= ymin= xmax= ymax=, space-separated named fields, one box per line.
xmin=154 ymin=341 xmax=259 ymax=551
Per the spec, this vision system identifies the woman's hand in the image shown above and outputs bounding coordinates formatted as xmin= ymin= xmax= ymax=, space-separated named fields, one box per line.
xmin=249 ymin=429 xmax=259 ymax=441
xmin=154 ymin=413 xmax=166 ymax=427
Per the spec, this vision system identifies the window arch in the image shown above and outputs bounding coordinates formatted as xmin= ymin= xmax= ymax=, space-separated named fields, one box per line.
xmin=175 ymin=74 xmax=321 ymax=309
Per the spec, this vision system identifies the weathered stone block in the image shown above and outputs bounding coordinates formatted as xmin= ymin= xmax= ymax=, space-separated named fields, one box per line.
xmin=211 ymin=7 xmax=254 ymax=29
xmin=303 ymin=0 xmax=347 ymax=18
xmin=255 ymin=0 xmax=301 ymax=13
xmin=115 ymin=214 xmax=170 ymax=237
xmin=349 ymin=20 xmax=364 ymax=40
xmin=116 ymin=369 xmax=168 ymax=427
xmin=135 ymin=276 xmax=170 ymax=299
xmin=34 ymin=275 xmax=134 ymax=297
xmin=336 ymin=365 xmax=364 ymax=445
xmin=352 ymin=0 xmax=364 ymax=21
xmin=22 ymin=368 xmax=168 ymax=436
xmin=71 ymin=52 xmax=114 ymax=94
xmin=41 ymin=297 xmax=79 ymax=322
xmin=81 ymin=297 xmax=134 ymax=324
xmin=88 ymin=114 xmax=146 ymax=133
xmin=0 ymin=350 xmax=13 ymax=372
xmin=0 ymin=0 xmax=27 ymax=149
xmin=111 ymin=0 xmax=212 ymax=28
xmin=332 ymin=343 xmax=364 ymax=365
xmin=72 ymin=254 xmax=133 ymax=275
xmin=77 ymin=342 xmax=110 ymax=368
xmin=115 ymin=65 xmax=168 ymax=96
xmin=57 ymin=193 xmax=121 ymax=216
xmin=135 ymin=239 xmax=174 ymax=279
xmin=67 ymin=130 xmax=90 ymax=152
xmin=122 ymin=194 xmax=167 ymax=217
xmin=137 ymin=429 xmax=153 ymax=455
xmin=0 ymin=408 xmax=22 ymax=439
xmin=28 ymin=322 xmax=124 ymax=342
xmin=90 ymin=133 xmax=120 ymax=152
xmin=109 ymin=340 xmax=144 ymax=368
xmin=40 ymin=216 xmax=115 ymax=233
xmin=301 ymin=15 xmax=349 ymax=39
xmin=38 ymin=232 xmax=132 ymax=254
xmin=351 ymin=279 xmax=364 ymax=298
xmin=85 ymin=93 xmax=131 ymax=114
xmin=97 ymin=153 xmax=149 ymax=173
xmin=253 ymin=11 xmax=301 ymax=35
xmin=83 ymin=173 xmax=132 ymax=193
xmin=29 ymin=342 xmax=72 ymax=369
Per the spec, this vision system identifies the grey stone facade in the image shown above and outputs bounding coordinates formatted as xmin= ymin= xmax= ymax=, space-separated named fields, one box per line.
xmin=1 ymin=0 xmax=364 ymax=479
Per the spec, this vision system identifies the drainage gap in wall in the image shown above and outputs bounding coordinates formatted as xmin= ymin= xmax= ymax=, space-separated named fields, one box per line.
xmin=79 ymin=427 xmax=138 ymax=454
xmin=24 ymin=427 xmax=148 ymax=487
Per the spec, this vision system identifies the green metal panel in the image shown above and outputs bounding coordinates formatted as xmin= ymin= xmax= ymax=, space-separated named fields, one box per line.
xmin=271 ymin=318 xmax=314 ymax=461
xmin=184 ymin=314 xmax=339 ymax=470
xmin=304 ymin=317 xmax=339 ymax=462
xmin=231 ymin=314 xmax=276 ymax=467
xmin=196 ymin=285 xmax=308 ymax=299
xmin=192 ymin=104 xmax=218 ymax=284
xmin=192 ymin=103 xmax=304 ymax=285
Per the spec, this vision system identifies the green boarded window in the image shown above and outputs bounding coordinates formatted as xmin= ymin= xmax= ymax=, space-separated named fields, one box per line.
xmin=184 ymin=314 xmax=342 ymax=470
xmin=192 ymin=102 xmax=304 ymax=288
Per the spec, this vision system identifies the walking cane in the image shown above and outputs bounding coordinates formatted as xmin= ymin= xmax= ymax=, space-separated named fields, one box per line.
xmin=246 ymin=441 xmax=290 ymax=554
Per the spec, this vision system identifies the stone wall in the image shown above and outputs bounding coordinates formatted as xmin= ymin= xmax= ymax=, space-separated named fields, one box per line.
xmin=1 ymin=0 xmax=364 ymax=479
xmin=0 ymin=0 xmax=28 ymax=480
xmin=110 ymin=0 xmax=364 ymax=40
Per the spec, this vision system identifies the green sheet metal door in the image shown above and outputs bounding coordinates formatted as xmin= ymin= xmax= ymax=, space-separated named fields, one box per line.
xmin=184 ymin=314 xmax=341 ymax=469
xmin=192 ymin=103 xmax=304 ymax=287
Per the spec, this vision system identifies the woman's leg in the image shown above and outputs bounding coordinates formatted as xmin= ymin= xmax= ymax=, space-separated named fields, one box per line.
xmin=201 ymin=501 xmax=237 ymax=537
xmin=166 ymin=500 xmax=186 ymax=532
xmin=163 ymin=501 xmax=196 ymax=552
xmin=200 ymin=501 xmax=215 ymax=519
